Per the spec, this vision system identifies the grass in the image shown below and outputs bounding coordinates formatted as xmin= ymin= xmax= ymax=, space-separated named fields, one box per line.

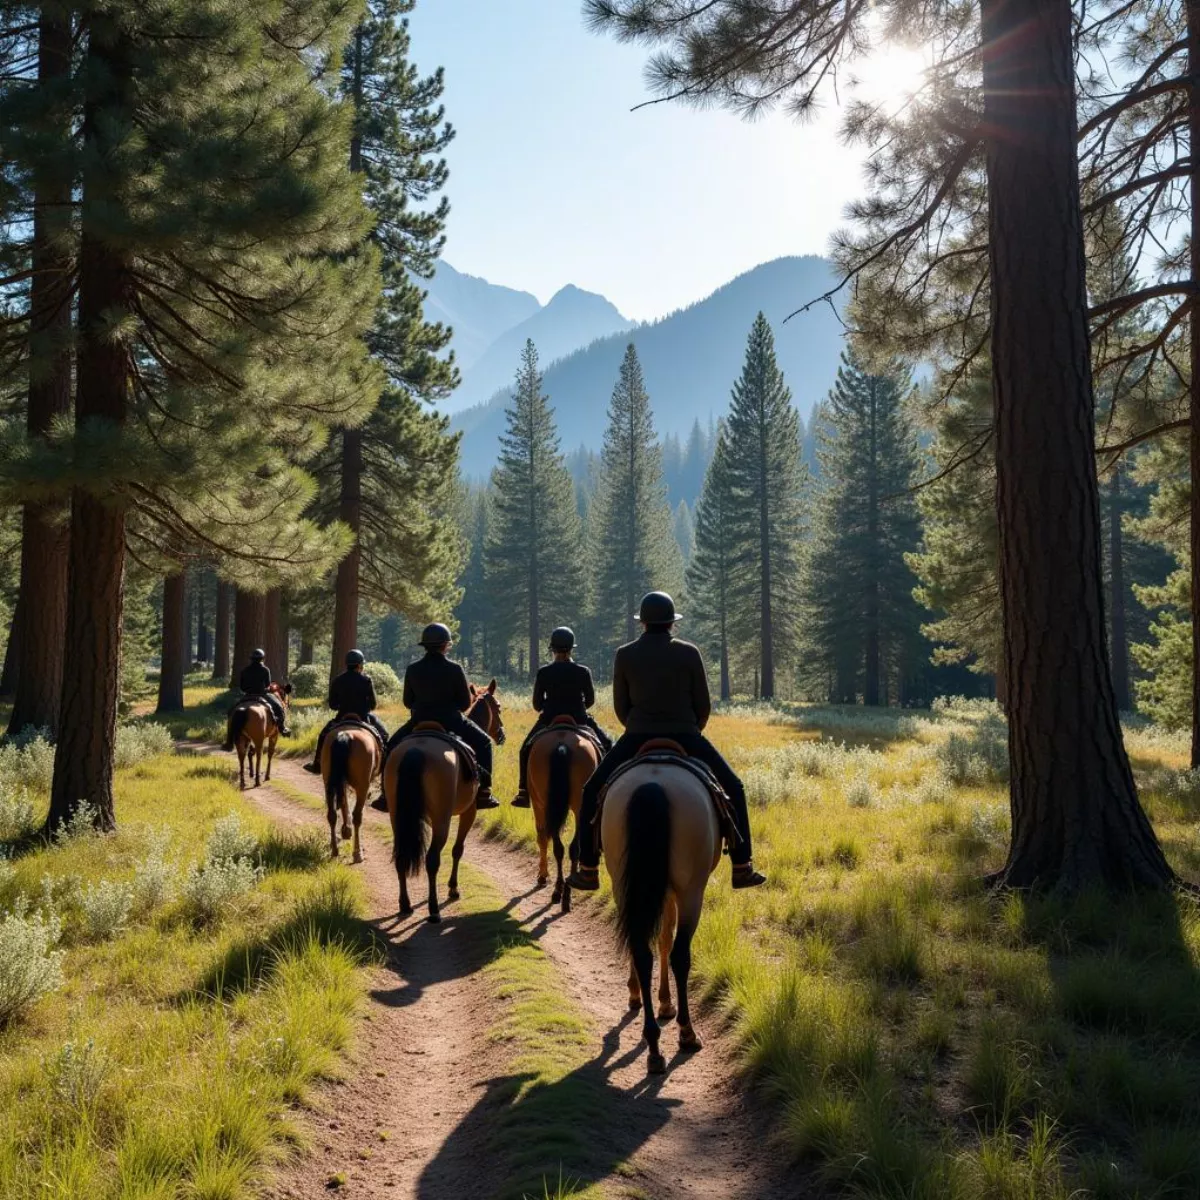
xmin=0 ymin=748 xmax=374 ymax=1199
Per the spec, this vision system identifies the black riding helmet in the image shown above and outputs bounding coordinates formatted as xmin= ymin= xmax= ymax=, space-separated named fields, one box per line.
xmin=549 ymin=626 xmax=575 ymax=652
xmin=636 ymin=591 xmax=681 ymax=624
xmin=251 ymin=648 xmax=266 ymax=661
xmin=418 ymin=622 xmax=453 ymax=648
xmin=346 ymin=649 xmax=365 ymax=668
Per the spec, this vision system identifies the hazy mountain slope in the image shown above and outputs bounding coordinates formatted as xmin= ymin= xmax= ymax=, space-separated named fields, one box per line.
xmin=453 ymin=256 xmax=844 ymax=478
xmin=423 ymin=259 xmax=540 ymax=373
xmin=453 ymin=284 xmax=633 ymax=412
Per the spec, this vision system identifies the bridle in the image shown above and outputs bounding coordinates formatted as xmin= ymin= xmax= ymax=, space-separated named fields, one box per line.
xmin=469 ymin=691 xmax=506 ymax=745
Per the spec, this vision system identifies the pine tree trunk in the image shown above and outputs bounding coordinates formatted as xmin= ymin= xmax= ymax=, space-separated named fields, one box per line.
xmin=758 ymin=406 xmax=775 ymax=699
xmin=264 ymin=587 xmax=287 ymax=680
xmin=231 ymin=589 xmax=267 ymax=689
xmin=196 ymin=571 xmax=209 ymax=664
xmin=298 ymin=639 xmax=314 ymax=667
xmin=1 ymin=599 xmax=22 ymax=698
xmin=156 ymin=573 xmax=186 ymax=713
xmin=1190 ymin=0 xmax=1200 ymax=767
xmin=9 ymin=7 xmax=72 ymax=737
xmin=982 ymin=0 xmax=1171 ymax=889
xmin=720 ymin=629 xmax=731 ymax=702
xmin=212 ymin=581 xmax=230 ymax=683
xmin=1109 ymin=468 xmax=1132 ymax=713
xmin=864 ymin=380 xmax=882 ymax=707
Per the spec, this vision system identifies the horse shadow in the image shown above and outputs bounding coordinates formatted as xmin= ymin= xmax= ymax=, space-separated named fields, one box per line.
xmin=416 ymin=1012 xmax=684 ymax=1200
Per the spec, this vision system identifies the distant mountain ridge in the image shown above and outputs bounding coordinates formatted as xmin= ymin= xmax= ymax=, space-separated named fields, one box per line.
xmin=423 ymin=260 xmax=540 ymax=373
xmin=451 ymin=256 xmax=846 ymax=479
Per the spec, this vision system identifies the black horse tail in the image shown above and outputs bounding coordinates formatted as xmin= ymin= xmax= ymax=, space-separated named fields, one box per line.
xmin=616 ymin=782 xmax=671 ymax=955
xmin=325 ymin=731 xmax=352 ymax=819
xmin=546 ymin=742 xmax=572 ymax=840
xmin=392 ymin=748 xmax=428 ymax=878
xmin=228 ymin=705 xmax=251 ymax=748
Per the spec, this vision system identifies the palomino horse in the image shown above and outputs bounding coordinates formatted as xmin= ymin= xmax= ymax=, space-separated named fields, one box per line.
xmin=602 ymin=748 xmax=722 ymax=1075
xmin=528 ymin=718 xmax=600 ymax=912
xmin=321 ymin=722 xmax=382 ymax=864
xmin=229 ymin=700 xmax=278 ymax=790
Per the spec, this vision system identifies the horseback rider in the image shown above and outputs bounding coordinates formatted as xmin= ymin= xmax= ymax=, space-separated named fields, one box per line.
xmin=222 ymin=648 xmax=292 ymax=750
xmin=565 ymin=591 xmax=766 ymax=892
xmin=303 ymin=649 xmax=389 ymax=775
xmin=512 ymin=626 xmax=613 ymax=809
xmin=383 ymin=623 xmax=500 ymax=810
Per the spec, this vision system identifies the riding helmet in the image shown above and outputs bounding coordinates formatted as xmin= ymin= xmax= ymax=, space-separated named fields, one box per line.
xmin=418 ymin=622 xmax=453 ymax=648
xmin=345 ymin=648 xmax=366 ymax=668
xmin=637 ymin=591 xmax=681 ymax=624
xmin=549 ymin=627 xmax=575 ymax=652
xmin=250 ymin=648 xmax=266 ymax=661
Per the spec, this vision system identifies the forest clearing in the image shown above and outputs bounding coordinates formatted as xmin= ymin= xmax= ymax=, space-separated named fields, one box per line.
xmin=5 ymin=687 xmax=1200 ymax=1198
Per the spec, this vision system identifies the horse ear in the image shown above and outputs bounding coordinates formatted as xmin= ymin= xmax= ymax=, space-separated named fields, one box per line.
xmin=487 ymin=678 xmax=497 ymax=695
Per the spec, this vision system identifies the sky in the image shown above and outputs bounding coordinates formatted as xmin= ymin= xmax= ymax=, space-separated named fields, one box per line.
xmin=406 ymin=1 xmax=895 ymax=324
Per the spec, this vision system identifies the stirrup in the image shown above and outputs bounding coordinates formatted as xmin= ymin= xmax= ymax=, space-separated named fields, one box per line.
xmin=565 ymin=865 xmax=599 ymax=891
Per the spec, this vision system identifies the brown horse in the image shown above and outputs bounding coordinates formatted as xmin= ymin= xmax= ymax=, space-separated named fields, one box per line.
xmin=467 ymin=679 xmax=506 ymax=745
xmin=228 ymin=700 xmax=278 ymax=790
xmin=321 ymin=722 xmax=382 ymax=863
xmin=528 ymin=719 xmax=600 ymax=912
xmin=602 ymin=752 xmax=722 ymax=1075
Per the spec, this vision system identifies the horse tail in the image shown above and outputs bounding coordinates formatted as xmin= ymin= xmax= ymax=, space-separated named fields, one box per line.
xmin=325 ymin=731 xmax=352 ymax=816
xmin=229 ymin=706 xmax=252 ymax=747
xmin=546 ymin=742 xmax=572 ymax=840
xmin=392 ymin=748 xmax=428 ymax=879
xmin=616 ymin=782 xmax=671 ymax=955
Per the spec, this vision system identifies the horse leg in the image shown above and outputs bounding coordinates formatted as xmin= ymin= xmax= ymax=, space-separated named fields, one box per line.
xmin=448 ymin=803 xmax=476 ymax=902
xmin=551 ymin=833 xmax=566 ymax=906
xmin=563 ymin=826 xmax=580 ymax=914
xmin=673 ymin=891 xmax=704 ymax=1052
xmin=425 ymin=822 xmax=450 ymax=924
xmin=253 ymin=738 xmax=262 ymax=788
xmin=657 ymin=892 xmax=678 ymax=1021
xmin=237 ymin=743 xmax=246 ymax=791
xmin=535 ymin=821 xmax=549 ymax=889
xmin=352 ymin=778 xmax=367 ymax=865
xmin=631 ymin=938 xmax=665 ymax=1074
xmin=398 ymin=867 xmax=411 ymax=918
xmin=340 ymin=787 xmax=352 ymax=841
xmin=628 ymin=957 xmax=641 ymax=1011
xmin=265 ymin=733 xmax=276 ymax=782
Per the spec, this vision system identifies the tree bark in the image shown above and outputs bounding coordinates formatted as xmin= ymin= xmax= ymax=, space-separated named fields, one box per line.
xmin=864 ymin=378 xmax=881 ymax=707
xmin=1109 ymin=467 xmax=1132 ymax=713
xmin=48 ymin=11 xmax=134 ymax=834
xmin=212 ymin=580 xmax=231 ymax=683
xmin=156 ymin=573 xmax=186 ymax=713
xmin=264 ymin=587 xmax=287 ymax=680
xmin=9 ymin=7 xmax=73 ymax=737
xmin=1 ymin=596 xmax=23 ymax=699
xmin=982 ymin=0 xmax=1172 ymax=889
xmin=758 ymin=400 xmax=775 ymax=699
xmin=1190 ymin=0 xmax=1200 ymax=767
xmin=231 ymin=589 xmax=267 ymax=689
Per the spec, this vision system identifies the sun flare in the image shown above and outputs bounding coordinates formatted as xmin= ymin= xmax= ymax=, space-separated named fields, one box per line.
xmin=853 ymin=42 xmax=929 ymax=110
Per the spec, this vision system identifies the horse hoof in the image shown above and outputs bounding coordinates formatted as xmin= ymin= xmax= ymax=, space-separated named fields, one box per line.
xmin=427 ymin=911 xmax=441 ymax=925
xmin=447 ymin=888 xmax=460 ymax=901
xmin=628 ymin=997 xmax=642 ymax=1012
xmin=352 ymin=853 xmax=364 ymax=865
xmin=551 ymin=886 xmax=563 ymax=904
xmin=647 ymin=1051 xmax=667 ymax=1076
xmin=657 ymin=1006 xmax=677 ymax=1023
xmin=340 ymin=825 xmax=352 ymax=841
xmin=680 ymin=1027 xmax=703 ymax=1053
xmin=399 ymin=903 xmax=413 ymax=917
xmin=562 ymin=893 xmax=571 ymax=914
xmin=536 ymin=877 xmax=548 ymax=889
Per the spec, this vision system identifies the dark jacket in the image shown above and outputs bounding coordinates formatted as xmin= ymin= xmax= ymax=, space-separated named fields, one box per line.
xmin=612 ymin=631 xmax=711 ymax=735
xmin=328 ymin=669 xmax=377 ymax=718
xmin=532 ymin=660 xmax=595 ymax=722
xmin=239 ymin=661 xmax=271 ymax=694
xmin=403 ymin=652 xmax=472 ymax=724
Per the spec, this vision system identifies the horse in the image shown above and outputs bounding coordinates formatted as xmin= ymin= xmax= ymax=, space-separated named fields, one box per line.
xmin=228 ymin=699 xmax=278 ymax=790
xmin=321 ymin=722 xmax=382 ymax=863
xmin=602 ymin=748 xmax=722 ymax=1075
xmin=528 ymin=719 xmax=600 ymax=912
xmin=268 ymin=680 xmax=293 ymax=709
xmin=386 ymin=682 xmax=505 ymax=923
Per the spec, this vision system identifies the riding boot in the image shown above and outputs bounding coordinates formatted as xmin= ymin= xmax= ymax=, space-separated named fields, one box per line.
xmin=475 ymin=785 xmax=500 ymax=810
xmin=731 ymin=862 xmax=767 ymax=889
xmin=565 ymin=864 xmax=599 ymax=891
xmin=511 ymin=790 xmax=531 ymax=808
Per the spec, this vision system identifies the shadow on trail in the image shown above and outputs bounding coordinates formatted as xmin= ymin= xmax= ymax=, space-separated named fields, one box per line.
xmin=417 ymin=1013 xmax=686 ymax=1200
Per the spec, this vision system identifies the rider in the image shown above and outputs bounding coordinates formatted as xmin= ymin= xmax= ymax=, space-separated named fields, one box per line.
xmin=565 ymin=591 xmax=766 ymax=892
xmin=512 ymin=626 xmax=612 ymax=808
xmin=222 ymin=648 xmax=292 ymax=749
xmin=303 ymin=649 xmax=389 ymax=775
xmin=384 ymin=623 xmax=499 ymax=810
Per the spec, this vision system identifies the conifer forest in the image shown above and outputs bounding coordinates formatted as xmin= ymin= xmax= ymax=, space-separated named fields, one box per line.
xmin=4 ymin=2 xmax=1200 ymax=1199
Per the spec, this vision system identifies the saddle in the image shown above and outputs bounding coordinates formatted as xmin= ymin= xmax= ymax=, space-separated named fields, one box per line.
xmin=595 ymin=743 xmax=743 ymax=857
xmin=329 ymin=715 xmax=386 ymax=754
xmin=397 ymin=722 xmax=479 ymax=783
xmin=530 ymin=715 xmax=606 ymax=755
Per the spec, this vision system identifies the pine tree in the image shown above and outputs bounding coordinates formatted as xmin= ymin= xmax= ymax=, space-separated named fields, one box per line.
xmin=592 ymin=345 xmax=682 ymax=651
xmin=723 ymin=314 xmax=806 ymax=700
xmin=672 ymin=500 xmax=695 ymax=563
xmin=686 ymin=431 xmax=737 ymax=701
xmin=805 ymin=352 xmax=925 ymax=706
xmin=487 ymin=340 xmax=583 ymax=679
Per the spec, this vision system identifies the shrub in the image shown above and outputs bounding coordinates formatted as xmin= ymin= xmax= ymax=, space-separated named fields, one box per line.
xmin=52 ymin=799 xmax=99 ymax=845
xmin=0 ymin=895 xmax=64 ymax=1024
xmin=45 ymin=1038 xmax=109 ymax=1114
xmin=182 ymin=855 xmax=264 ymax=923
xmin=0 ymin=847 xmax=14 ymax=893
xmin=289 ymin=663 xmax=324 ymax=699
xmin=364 ymin=661 xmax=402 ymax=699
xmin=0 ymin=784 xmax=36 ymax=840
xmin=114 ymin=721 xmax=174 ymax=768
xmin=935 ymin=711 xmax=1009 ymax=786
xmin=207 ymin=811 xmax=258 ymax=864
xmin=76 ymin=878 xmax=135 ymax=942
xmin=131 ymin=829 xmax=177 ymax=912
xmin=845 ymin=773 xmax=876 ymax=809
xmin=0 ymin=727 xmax=55 ymax=791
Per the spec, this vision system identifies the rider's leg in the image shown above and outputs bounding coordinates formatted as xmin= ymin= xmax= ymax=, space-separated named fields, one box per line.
xmin=680 ymin=734 xmax=766 ymax=889
xmin=455 ymin=717 xmax=497 ymax=808
xmin=304 ymin=718 xmax=336 ymax=773
xmin=513 ymin=718 xmax=547 ymax=806
xmin=566 ymin=732 xmax=642 ymax=889
xmin=583 ymin=715 xmax=614 ymax=753
xmin=264 ymin=693 xmax=291 ymax=736
xmin=366 ymin=713 xmax=389 ymax=743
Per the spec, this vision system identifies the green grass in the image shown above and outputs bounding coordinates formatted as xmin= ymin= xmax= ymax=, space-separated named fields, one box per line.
xmin=0 ymin=751 xmax=374 ymax=1199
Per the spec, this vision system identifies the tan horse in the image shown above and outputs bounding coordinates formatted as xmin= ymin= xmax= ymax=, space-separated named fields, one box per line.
xmin=229 ymin=700 xmax=278 ymax=790
xmin=528 ymin=720 xmax=599 ymax=912
xmin=321 ymin=722 xmax=382 ymax=863
xmin=602 ymin=753 xmax=722 ymax=1075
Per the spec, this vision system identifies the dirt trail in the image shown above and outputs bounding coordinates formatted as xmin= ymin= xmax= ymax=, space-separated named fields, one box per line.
xmin=222 ymin=752 xmax=793 ymax=1200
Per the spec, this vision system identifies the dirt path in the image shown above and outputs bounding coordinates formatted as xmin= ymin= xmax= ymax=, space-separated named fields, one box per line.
xmin=219 ymin=751 xmax=794 ymax=1200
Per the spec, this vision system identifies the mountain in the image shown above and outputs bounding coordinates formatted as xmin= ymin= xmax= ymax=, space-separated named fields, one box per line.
xmin=452 ymin=256 xmax=845 ymax=479
xmin=451 ymin=284 xmax=633 ymax=413
xmin=423 ymin=260 xmax=540 ymax=373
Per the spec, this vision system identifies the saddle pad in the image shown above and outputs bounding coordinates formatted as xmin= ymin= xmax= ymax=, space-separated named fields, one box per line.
xmin=329 ymin=717 xmax=385 ymax=753
xmin=530 ymin=721 xmax=606 ymax=755
xmin=396 ymin=728 xmax=478 ymax=782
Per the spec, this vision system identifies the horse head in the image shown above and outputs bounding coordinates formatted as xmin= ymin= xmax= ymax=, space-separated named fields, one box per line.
xmin=469 ymin=679 xmax=505 ymax=745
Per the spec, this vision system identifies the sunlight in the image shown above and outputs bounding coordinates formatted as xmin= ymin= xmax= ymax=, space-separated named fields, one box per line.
xmin=852 ymin=42 xmax=929 ymax=110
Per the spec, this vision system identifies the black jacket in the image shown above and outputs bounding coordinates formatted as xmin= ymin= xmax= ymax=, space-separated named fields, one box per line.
xmin=532 ymin=660 xmax=595 ymax=722
xmin=403 ymin=652 xmax=471 ymax=724
xmin=328 ymin=669 xmax=377 ymax=718
xmin=239 ymin=662 xmax=271 ymax=694
xmin=612 ymin=631 xmax=711 ymax=735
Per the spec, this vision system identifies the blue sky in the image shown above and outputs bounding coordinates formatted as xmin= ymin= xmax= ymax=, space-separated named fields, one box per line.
xmin=406 ymin=1 xmax=879 ymax=323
